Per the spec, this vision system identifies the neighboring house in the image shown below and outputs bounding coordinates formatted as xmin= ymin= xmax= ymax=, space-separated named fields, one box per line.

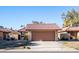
xmin=0 ymin=28 xmax=20 ymax=40
xmin=19 ymin=24 xmax=61 ymax=41
xmin=61 ymin=27 xmax=79 ymax=39
xmin=19 ymin=28 xmax=28 ymax=40
xmin=9 ymin=30 xmax=20 ymax=40
xmin=0 ymin=28 xmax=10 ymax=40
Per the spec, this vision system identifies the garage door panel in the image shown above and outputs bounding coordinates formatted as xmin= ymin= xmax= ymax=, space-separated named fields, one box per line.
xmin=32 ymin=31 xmax=55 ymax=41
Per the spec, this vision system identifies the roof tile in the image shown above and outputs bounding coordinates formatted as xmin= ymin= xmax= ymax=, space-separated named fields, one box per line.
xmin=19 ymin=24 xmax=61 ymax=31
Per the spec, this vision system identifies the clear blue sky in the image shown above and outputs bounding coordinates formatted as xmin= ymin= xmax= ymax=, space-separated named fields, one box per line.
xmin=0 ymin=6 xmax=79 ymax=29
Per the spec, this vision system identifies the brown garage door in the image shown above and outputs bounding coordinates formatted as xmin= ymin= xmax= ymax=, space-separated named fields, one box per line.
xmin=32 ymin=31 xmax=55 ymax=41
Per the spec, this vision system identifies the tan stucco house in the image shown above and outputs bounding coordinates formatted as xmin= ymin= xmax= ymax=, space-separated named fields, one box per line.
xmin=19 ymin=24 xmax=61 ymax=41
xmin=0 ymin=28 xmax=20 ymax=40
xmin=61 ymin=27 xmax=79 ymax=40
xmin=0 ymin=28 xmax=10 ymax=40
xmin=9 ymin=30 xmax=20 ymax=40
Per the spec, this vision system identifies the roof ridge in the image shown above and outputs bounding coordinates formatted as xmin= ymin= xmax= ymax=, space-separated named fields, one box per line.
xmin=27 ymin=23 xmax=57 ymax=25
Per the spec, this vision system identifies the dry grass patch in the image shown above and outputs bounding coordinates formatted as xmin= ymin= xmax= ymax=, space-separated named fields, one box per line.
xmin=64 ymin=42 xmax=79 ymax=50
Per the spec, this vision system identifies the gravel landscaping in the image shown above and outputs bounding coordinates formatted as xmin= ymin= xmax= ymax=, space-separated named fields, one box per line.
xmin=0 ymin=40 xmax=29 ymax=49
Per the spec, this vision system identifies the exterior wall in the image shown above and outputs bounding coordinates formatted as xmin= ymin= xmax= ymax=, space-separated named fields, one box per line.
xmin=28 ymin=31 xmax=32 ymax=41
xmin=9 ymin=33 xmax=18 ymax=40
xmin=3 ymin=32 xmax=9 ymax=39
xmin=68 ymin=31 xmax=79 ymax=39
xmin=0 ymin=32 xmax=3 ymax=40
xmin=20 ymin=32 xmax=25 ymax=40
xmin=68 ymin=32 xmax=77 ymax=39
xmin=58 ymin=32 xmax=61 ymax=40
xmin=24 ymin=32 xmax=28 ymax=36
xmin=77 ymin=32 xmax=79 ymax=39
xmin=24 ymin=32 xmax=28 ymax=40
xmin=76 ymin=32 xmax=79 ymax=39
xmin=13 ymin=34 xmax=18 ymax=40
xmin=55 ymin=31 xmax=58 ymax=41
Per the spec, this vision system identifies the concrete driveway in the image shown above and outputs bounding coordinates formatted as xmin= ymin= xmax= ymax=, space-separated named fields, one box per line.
xmin=26 ymin=41 xmax=77 ymax=51
xmin=0 ymin=41 xmax=78 ymax=52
